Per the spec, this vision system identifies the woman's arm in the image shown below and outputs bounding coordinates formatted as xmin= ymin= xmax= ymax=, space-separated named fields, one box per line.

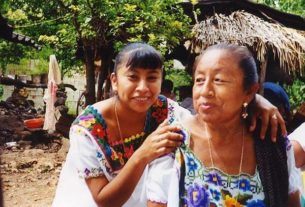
xmin=86 ymin=120 xmax=183 ymax=207
xmin=289 ymin=123 xmax=305 ymax=168
xmin=291 ymin=140 xmax=305 ymax=168
xmin=147 ymin=202 xmax=167 ymax=207
xmin=250 ymin=94 xmax=287 ymax=141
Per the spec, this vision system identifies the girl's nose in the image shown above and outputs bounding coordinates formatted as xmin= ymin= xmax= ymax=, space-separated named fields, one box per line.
xmin=136 ymin=79 xmax=149 ymax=92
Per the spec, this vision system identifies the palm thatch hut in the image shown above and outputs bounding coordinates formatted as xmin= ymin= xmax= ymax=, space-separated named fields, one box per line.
xmin=170 ymin=0 xmax=305 ymax=90
xmin=190 ymin=10 xmax=305 ymax=91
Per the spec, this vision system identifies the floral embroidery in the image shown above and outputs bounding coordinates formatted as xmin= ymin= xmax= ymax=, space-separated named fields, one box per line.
xmin=246 ymin=200 xmax=266 ymax=207
xmin=224 ymin=195 xmax=242 ymax=207
xmin=178 ymin=145 xmax=266 ymax=206
xmin=210 ymin=189 xmax=221 ymax=201
xmin=124 ymin=145 xmax=134 ymax=159
xmin=237 ymin=178 xmax=251 ymax=192
xmin=83 ymin=167 xmax=104 ymax=178
xmin=186 ymin=183 xmax=210 ymax=207
xmin=152 ymin=108 xmax=167 ymax=123
xmin=78 ymin=115 xmax=96 ymax=128
xmin=153 ymin=98 xmax=164 ymax=107
xmin=207 ymin=172 xmax=222 ymax=186
xmin=187 ymin=157 xmax=198 ymax=172
xmin=92 ymin=123 xmax=105 ymax=138
xmin=73 ymin=95 xmax=169 ymax=176
xmin=284 ymin=137 xmax=292 ymax=151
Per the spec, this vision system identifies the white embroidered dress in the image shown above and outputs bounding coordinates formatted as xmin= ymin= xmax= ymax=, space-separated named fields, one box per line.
xmin=147 ymin=128 xmax=300 ymax=207
xmin=52 ymin=96 xmax=191 ymax=207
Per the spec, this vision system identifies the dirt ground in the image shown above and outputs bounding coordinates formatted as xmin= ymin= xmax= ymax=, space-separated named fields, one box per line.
xmin=1 ymin=138 xmax=69 ymax=207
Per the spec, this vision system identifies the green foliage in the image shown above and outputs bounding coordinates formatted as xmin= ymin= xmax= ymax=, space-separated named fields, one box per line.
xmin=284 ymin=79 xmax=305 ymax=112
xmin=0 ymin=41 xmax=27 ymax=74
xmin=257 ymin=0 xmax=305 ymax=16
xmin=5 ymin=47 xmax=53 ymax=75
xmin=0 ymin=85 xmax=3 ymax=99
xmin=3 ymin=0 xmax=191 ymax=77
xmin=165 ymin=67 xmax=192 ymax=90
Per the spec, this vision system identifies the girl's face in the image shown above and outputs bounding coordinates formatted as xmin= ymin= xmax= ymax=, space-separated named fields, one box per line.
xmin=111 ymin=65 xmax=162 ymax=113
xmin=193 ymin=49 xmax=258 ymax=124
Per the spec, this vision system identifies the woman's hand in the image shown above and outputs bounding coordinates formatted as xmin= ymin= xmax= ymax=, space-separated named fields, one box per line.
xmin=250 ymin=94 xmax=287 ymax=142
xmin=136 ymin=119 xmax=183 ymax=164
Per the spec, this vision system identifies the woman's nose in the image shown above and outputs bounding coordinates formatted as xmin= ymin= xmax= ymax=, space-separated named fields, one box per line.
xmin=200 ymin=81 xmax=214 ymax=97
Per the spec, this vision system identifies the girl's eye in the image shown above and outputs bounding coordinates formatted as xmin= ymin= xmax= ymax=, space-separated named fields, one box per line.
xmin=147 ymin=76 xmax=158 ymax=81
xmin=128 ymin=75 xmax=137 ymax=80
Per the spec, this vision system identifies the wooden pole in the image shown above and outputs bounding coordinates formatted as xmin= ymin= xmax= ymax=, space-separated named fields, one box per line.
xmin=259 ymin=54 xmax=268 ymax=95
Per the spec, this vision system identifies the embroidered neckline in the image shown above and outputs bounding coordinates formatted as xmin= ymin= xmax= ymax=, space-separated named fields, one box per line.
xmin=86 ymin=105 xmax=150 ymax=141
xmin=74 ymin=95 xmax=169 ymax=174
xmin=109 ymin=132 xmax=145 ymax=146
xmin=183 ymin=143 xmax=259 ymax=179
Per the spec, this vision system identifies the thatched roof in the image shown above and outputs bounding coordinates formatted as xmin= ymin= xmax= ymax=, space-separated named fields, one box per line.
xmin=191 ymin=10 xmax=305 ymax=76
xmin=181 ymin=0 xmax=305 ymax=31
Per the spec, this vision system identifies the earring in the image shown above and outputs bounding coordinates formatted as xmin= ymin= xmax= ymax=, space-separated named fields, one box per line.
xmin=241 ymin=102 xmax=248 ymax=119
xmin=112 ymin=90 xmax=118 ymax=96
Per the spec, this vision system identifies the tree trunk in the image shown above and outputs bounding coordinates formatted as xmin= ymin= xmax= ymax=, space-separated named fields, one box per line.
xmin=83 ymin=45 xmax=96 ymax=105
xmin=97 ymin=46 xmax=114 ymax=101
xmin=96 ymin=64 xmax=109 ymax=101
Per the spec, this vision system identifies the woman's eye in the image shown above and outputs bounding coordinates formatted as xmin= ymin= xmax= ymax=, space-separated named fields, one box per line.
xmin=214 ymin=78 xmax=225 ymax=83
xmin=195 ymin=78 xmax=205 ymax=83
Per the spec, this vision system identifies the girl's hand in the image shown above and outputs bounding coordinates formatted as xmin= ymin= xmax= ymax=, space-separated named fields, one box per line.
xmin=137 ymin=119 xmax=183 ymax=164
xmin=250 ymin=94 xmax=287 ymax=142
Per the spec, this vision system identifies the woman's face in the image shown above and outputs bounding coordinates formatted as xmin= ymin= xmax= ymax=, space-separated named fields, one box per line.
xmin=111 ymin=65 xmax=162 ymax=113
xmin=193 ymin=49 xmax=257 ymax=124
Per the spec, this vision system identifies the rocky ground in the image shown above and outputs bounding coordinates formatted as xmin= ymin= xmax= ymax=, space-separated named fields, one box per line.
xmin=1 ymin=137 xmax=69 ymax=207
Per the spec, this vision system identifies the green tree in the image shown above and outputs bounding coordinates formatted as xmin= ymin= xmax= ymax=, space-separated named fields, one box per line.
xmin=4 ymin=0 xmax=191 ymax=105
xmin=257 ymin=0 xmax=305 ymax=16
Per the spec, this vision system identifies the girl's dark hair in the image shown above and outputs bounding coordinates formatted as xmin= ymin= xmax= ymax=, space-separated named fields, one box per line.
xmin=253 ymin=121 xmax=288 ymax=207
xmin=113 ymin=43 xmax=163 ymax=73
xmin=193 ymin=43 xmax=288 ymax=206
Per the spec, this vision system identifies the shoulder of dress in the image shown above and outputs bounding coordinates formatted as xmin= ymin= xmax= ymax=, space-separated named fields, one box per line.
xmin=71 ymin=105 xmax=108 ymax=140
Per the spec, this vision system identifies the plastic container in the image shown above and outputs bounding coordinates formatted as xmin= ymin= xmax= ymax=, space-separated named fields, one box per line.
xmin=24 ymin=118 xmax=44 ymax=129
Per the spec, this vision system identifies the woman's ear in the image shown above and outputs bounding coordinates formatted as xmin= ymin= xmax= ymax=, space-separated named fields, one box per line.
xmin=110 ymin=72 xmax=118 ymax=92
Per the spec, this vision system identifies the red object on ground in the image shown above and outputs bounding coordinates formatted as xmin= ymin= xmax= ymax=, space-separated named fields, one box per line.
xmin=24 ymin=118 xmax=44 ymax=129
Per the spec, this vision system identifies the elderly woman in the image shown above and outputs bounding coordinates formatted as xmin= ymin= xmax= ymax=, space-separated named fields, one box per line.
xmin=146 ymin=43 xmax=301 ymax=207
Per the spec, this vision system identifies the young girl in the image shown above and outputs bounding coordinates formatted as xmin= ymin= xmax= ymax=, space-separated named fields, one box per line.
xmin=52 ymin=43 xmax=286 ymax=207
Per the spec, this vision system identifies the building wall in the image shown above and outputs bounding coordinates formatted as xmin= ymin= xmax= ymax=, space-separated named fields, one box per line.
xmin=1 ymin=73 xmax=86 ymax=115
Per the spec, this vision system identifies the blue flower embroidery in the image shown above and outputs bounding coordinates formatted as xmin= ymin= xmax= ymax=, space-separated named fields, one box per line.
xmin=207 ymin=172 xmax=222 ymax=186
xmin=186 ymin=183 xmax=210 ymax=207
xmin=84 ymin=168 xmax=90 ymax=176
xmin=104 ymin=145 xmax=112 ymax=157
xmin=247 ymin=200 xmax=266 ymax=207
xmin=187 ymin=157 xmax=198 ymax=172
xmin=284 ymin=137 xmax=292 ymax=151
xmin=96 ymin=151 xmax=102 ymax=159
xmin=178 ymin=130 xmax=187 ymax=142
xmin=209 ymin=189 xmax=221 ymax=201
xmin=237 ymin=178 xmax=251 ymax=192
